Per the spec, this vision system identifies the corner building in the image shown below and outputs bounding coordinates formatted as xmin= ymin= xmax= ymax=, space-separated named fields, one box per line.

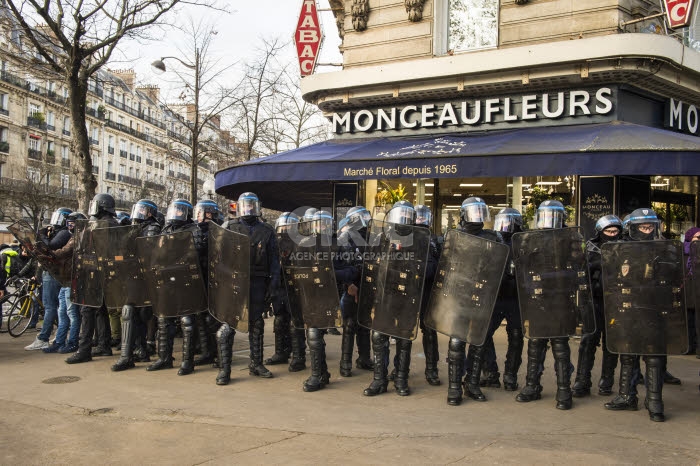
xmin=216 ymin=0 xmax=700 ymax=238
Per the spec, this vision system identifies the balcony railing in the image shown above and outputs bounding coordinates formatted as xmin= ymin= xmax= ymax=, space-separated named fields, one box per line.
xmin=108 ymin=146 xmax=114 ymax=155
xmin=136 ymin=156 xmax=142 ymax=163
xmin=0 ymin=177 xmax=77 ymax=199
xmin=168 ymin=170 xmax=175 ymax=178
xmin=177 ymin=173 xmax=190 ymax=182
xmin=118 ymin=174 xmax=143 ymax=187
xmin=105 ymin=171 xmax=116 ymax=181
xmin=87 ymin=85 xmax=104 ymax=98
xmin=90 ymin=138 xmax=99 ymax=145
xmin=45 ymin=151 xmax=56 ymax=164
xmin=0 ymin=141 xmax=8 ymax=153
xmin=0 ymin=108 xmax=8 ymax=117
xmin=61 ymin=158 xmax=70 ymax=168
xmin=144 ymin=180 xmax=161 ymax=190
xmin=119 ymin=150 xmax=127 ymax=158
xmin=146 ymin=159 xmax=153 ymax=166
xmin=27 ymin=116 xmax=47 ymax=130
xmin=47 ymin=124 xmax=55 ymax=132
xmin=129 ymin=153 xmax=135 ymax=161
xmin=92 ymin=166 xmax=99 ymax=174
xmin=104 ymin=95 xmax=166 ymax=130
xmin=27 ymin=148 xmax=42 ymax=160
xmin=62 ymin=129 xmax=70 ymax=136
xmin=104 ymin=119 xmax=167 ymax=148
xmin=0 ymin=71 xmax=68 ymax=105
xmin=85 ymin=107 xmax=105 ymax=120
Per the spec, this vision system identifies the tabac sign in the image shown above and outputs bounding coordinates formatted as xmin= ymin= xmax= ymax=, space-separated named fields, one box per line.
xmin=664 ymin=0 xmax=696 ymax=28
xmin=295 ymin=0 xmax=324 ymax=77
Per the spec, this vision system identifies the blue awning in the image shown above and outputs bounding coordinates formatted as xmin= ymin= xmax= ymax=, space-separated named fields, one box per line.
xmin=216 ymin=121 xmax=700 ymax=210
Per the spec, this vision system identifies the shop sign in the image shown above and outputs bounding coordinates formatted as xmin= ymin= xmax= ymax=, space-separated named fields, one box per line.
xmin=665 ymin=98 xmax=699 ymax=135
xmin=664 ymin=0 xmax=696 ymax=29
xmin=294 ymin=0 xmax=324 ymax=77
xmin=332 ymin=88 xmax=614 ymax=135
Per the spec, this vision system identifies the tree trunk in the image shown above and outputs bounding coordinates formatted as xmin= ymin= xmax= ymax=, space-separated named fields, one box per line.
xmin=70 ymin=73 xmax=97 ymax=213
xmin=190 ymin=133 xmax=199 ymax=204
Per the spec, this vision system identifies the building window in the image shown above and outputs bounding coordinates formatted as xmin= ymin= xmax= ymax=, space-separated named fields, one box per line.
xmin=29 ymin=103 xmax=41 ymax=116
xmin=61 ymin=145 xmax=69 ymax=160
xmin=27 ymin=167 xmax=39 ymax=183
xmin=436 ymin=0 xmax=498 ymax=54
xmin=0 ymin=93 xmax=8 ymax=112
xmin=119 ymin=164 xmax=125 ymax=176
xmin=106 ymin=186 xmax=112 ymax=195
xmin=29 ymin=136 xmax=41 ymax=151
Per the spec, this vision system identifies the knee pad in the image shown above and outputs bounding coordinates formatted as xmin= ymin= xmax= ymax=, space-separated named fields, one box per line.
xmin=121 ymin=305 xmax=134 ymax=321
xmin=448 ymin=337 xmax=466 ymax=353
xmin=180 ymin=315 xmax=193 ymax=331
xmin=217 ymin=323 xmax=233 ymax=340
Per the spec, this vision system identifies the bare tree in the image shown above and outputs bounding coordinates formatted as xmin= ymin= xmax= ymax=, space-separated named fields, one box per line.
xmin=3 ymin=0 xmax=217 ymax=211
xmin=157 ymin=19 xmax=238 ymax=203
xmin=229 ymin=38 xmax=286 ymax=161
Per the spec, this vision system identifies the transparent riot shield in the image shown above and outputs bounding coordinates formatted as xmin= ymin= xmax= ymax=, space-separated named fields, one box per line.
xmin=424 ymin=229 xmax=509 ymax=345
xmin=601 ymin=240 xmax=688 ymax=355
xmin=136 ymin=231 xmax=207 ymax=318
xmin=277 ymin=222 xmax=341 ymax=329
xmin=72 ymin=219 xmax=111 ymax=307
xmin=208 ymin=222 xmax=250 ymax=331
xmin=92 ymin=225 xmax=149 ymax=308
xmin=7 ymin=220 xmax=71 ymax=286
xmin=512 ymin=227 xmax=595 ymax=339
xmin=358 ymin=220 xmax=430 ymax=340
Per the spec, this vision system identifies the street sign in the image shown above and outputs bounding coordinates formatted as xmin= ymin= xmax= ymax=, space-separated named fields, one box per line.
xmin=664 ymin=0 xmax=696 ymax=28
xmin=294 ymin=0 xmax=324 ymax=77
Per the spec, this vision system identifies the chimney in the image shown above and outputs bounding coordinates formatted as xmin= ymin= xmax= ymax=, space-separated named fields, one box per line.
xmin=137 ymin=85 xmax=160 ymax=103
xmin=110 ymin=69 xmax=136 ymax=89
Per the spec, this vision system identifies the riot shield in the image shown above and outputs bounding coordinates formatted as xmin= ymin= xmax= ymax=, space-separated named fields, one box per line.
xmin=7 ymin=220 xmax=71 ymax=286
xmin=424 ymin=229 xmax=509 ymax=345
xmin=136 ymin=231 xmax=207 ymax=318
xmin=690 ymin=241 xmax=700 ymax=316
xmin=512 ymin=227 xmax=595 ymax=339
xmin=208 ymin=222 xmax=250 ymax=331
xmin=92 ymin=225 xmax=149 ymax=308
xmin=358 ymin=220 xmax=430 ymax=340
xmin=72 ymin=219 xmax=111 ymax=307
xmin=601 ymin=240 xmax=688 ymax=355
xmin=277 ymin=223 xmax=341 ymax=329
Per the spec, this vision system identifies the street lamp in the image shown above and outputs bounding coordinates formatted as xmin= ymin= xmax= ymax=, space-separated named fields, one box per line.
xmin=150 ymin=56 xmax=196 ymax=74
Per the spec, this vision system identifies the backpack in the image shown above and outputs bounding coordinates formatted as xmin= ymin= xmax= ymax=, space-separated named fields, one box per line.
xmin=0 ymin=248 xmax=23 ymax=278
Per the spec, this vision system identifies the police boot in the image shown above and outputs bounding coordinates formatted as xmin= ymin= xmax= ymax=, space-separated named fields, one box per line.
xmin=572 ymin=334 xmax=597 ymax=397
xmin=147 ymin=317 xmax=175 ymax=371
xmin=363 ymin=331 xmax=389 ymax=396
xmin=516 ymin=339 xmax=546 ymax=402
xmin=423 ymin=328 xmax=441 ymax=386
xmin=112 ymin=305 xmax=136 ymax=371
xmin=194 ymin=314 xmax=216 ymax=366
xmin=303 ymin=328 xmax=330 ymax=392
xmin=394 ymin=338 xmax=412 ymax=396
xmin=216 ymin=324 xmax=235 ymax=386
xmin=604 ymin=354 xmax=639 ymax=411
xmin=447 ymin=338 xmax=465 ymax=406
xmin=479 ymin=338 xmax=501 ymax=388
xmin=355 ymin=326 xmax=374 ymax=370
xmin=644 ymin=356 xmax=665 ymax=422
xmin=178 ymin=316 xmax=195 ymax=375
xmin=464 ymin=344 xmax=487 ymax=401
xmin=552 ymin=338 xmax=573 ymax=410
xmin=289 ymin=327 xmax=307 ymax=372
xmin=598 ymin=342 xmax=618 ymax=395
xmin=339 ymin=317 xmax=356 ymax=377
xmin=503 ymin=327 xmax=523 ymax=391
xmin=265 ymin=314 xmax=291 ymax=365
xmin=66 ymin=307 xmax=95 ymax=364
xmin=249 ymin=318 xmax=273 ymax=378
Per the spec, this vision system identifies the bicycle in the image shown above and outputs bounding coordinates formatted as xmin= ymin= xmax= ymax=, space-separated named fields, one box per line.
xmin=5 ymin=276 xmax=44 ymax=337
xmin=0 ymin=275 xmax=27 ymax=333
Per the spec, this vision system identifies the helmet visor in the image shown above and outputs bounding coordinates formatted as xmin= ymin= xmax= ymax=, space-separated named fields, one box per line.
xmin=535 ymin=208 xmax=564 ymax=229
xmin=461 ymin=203 xmax=490 ymax=223
xmin=494 ymin=214 xmax=517 ymax=233
xmin=166 ymin=203 xmax=189 ymax=223
xmin=131 ymin=203 xmax=155 ymax=222
xmin=239 ymin=198 xmax=261 ymax=217
xmin=50 ymin=211 xmax=68 ymax=227
xmin=386 ymin=206 xmax=416 ymax=225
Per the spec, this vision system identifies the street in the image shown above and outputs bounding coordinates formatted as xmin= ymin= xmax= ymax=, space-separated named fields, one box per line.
xmin=1 ymin=322 xmax=699 ymax=465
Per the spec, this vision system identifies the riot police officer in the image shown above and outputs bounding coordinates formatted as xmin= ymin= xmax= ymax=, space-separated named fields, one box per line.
xmin=515 ymin=200 xmax=574 ymax=410
xmin=147 ymin=199 xmax=200 ymax=372
xmin=479 ymin=207 xmax=525 ymax=391
xmin=266 ymin=212 xmax=307 ymax=372
xmin=447 ymin=197 xmax=503 ymax=405
xmin=218 ymin=192 xmax=280 ymax=381
xmin=337 ymin=206 xmax=374 ymax=377
xmin=66 ymin=193 xmax=119 ymax=364
xmin=573 ymin=214 xmax=622 ymax=396
xmin=604 ymin=208 xmax=670 ymax=422
xmin=364 ymin=204 xmax=420 ymax=397
xmin=111 ymin=199 xmax=162 ymax=371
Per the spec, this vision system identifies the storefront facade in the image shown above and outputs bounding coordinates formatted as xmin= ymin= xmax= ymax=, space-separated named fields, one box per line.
xmin=216 ymin=1 xmax=700 ymax=238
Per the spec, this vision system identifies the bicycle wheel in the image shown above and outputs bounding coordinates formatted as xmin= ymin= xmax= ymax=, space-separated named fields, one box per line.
xmin=0 ymin=293 xmax=19 ymax=333
xmin=7 ymin=294 xmax=36 ymax=337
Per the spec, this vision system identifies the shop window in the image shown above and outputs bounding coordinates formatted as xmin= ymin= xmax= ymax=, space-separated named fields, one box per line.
xmin=435 ymin=0 xmax=498 ymax=54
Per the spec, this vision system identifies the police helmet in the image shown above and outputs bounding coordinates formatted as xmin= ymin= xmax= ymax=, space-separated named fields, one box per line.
xmin=345 ymin=206 xmax=372 ymax=229
xmin=414 ymin=204 xmax=432 ymax=227
xmin=194 ymin=199 xmax=220 ymax=223
xmin=386 ymin=205 xmax=416 ymax=225
xmin=535 ymin=200 xmax=565 ymax=229
xmin=493 ymin=207 xmax=523 ymax=233
xmin=312 ymin=210 xmax=334 ymax=235
xmin=275 ymin=212 xmax=300 ymax=232
xmin=460 ymin=197 xmax=490 ymax=223
xmin=627 ymin=208 xmax=661 ymax=241
xmin=595 ymin=214 xmax=622 ymax=234
xmin=50 ymin=207 xmax=73 ymax=228
xmin=166 ymin=199 xmax=193 ymax=223
xmin=130 ymin=199 xmax=158 ymax=223
xmin=238 ymin=192 xmax=261 ymax=217
xmin=88 ymin=193 xmax=116 ymax=217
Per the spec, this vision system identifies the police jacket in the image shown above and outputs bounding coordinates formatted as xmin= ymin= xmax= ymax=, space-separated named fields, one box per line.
xmin=334 ymin=231 xmax=363 ymax=292
xmin=497 ymin=232 xmax=518 ymax=300
xmin=138 ymin=218 xmax=162 ymax=238
xmin=38 ymin=226 xmax=71 ymax=252
xmin=227 ymin=217 xmax=281 ymax=284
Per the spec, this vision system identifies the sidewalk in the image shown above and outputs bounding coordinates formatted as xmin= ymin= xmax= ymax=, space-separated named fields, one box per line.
xmin=1 ymin=321 xmax=699 ymax=465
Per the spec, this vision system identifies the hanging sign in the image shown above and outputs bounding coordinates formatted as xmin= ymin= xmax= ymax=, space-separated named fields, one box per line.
xmin=664 ymin=0 xmax=696 ymax=28
xmin=294 ymin=0 xmax=324 ymax=77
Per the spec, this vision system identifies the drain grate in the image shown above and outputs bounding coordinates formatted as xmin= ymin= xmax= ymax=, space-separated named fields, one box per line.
xmin=42 ymin=376 xmax=81 ymax=384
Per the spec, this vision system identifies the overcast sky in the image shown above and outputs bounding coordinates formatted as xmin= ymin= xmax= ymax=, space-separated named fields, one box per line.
xmin=117 ymin=0 xmax=341 ymax=100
